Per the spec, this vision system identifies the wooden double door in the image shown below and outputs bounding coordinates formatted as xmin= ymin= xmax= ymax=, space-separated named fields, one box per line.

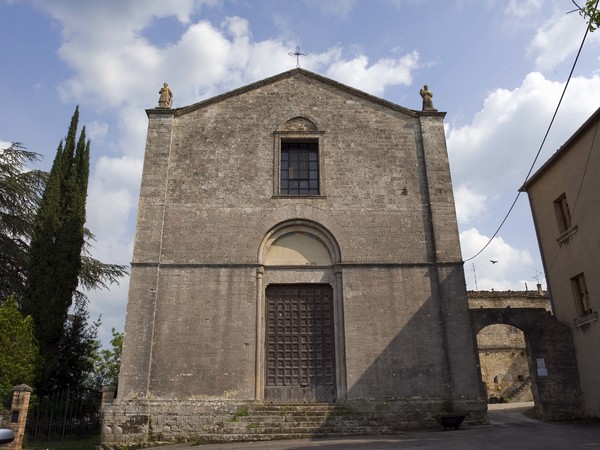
xmin=265 ymin=284 xmax=336 ymax=403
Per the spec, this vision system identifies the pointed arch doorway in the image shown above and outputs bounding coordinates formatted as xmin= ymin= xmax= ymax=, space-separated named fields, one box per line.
xmin=256 ymin=220 xmax=346 ymax=403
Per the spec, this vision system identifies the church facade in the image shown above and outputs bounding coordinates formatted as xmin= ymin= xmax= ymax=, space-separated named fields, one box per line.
xmin=102 ymin=69 xmax=485 ymax=444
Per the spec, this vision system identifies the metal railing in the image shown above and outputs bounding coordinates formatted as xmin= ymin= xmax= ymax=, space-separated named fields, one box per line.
xmin=24 ymin=387 xmax=101 ymax=449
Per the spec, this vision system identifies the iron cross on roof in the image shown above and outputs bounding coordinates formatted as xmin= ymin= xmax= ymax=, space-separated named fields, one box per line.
xmin=289 ymin=46 xmax=307 ymax=68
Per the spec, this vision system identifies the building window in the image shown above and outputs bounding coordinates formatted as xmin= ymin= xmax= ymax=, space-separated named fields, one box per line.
xmin=553 ymin=193 xmax=572 ymax=233
xmin=280 ymin=140 xmax=319 ymax=195
xmin=571 ymin=273 xmax=591 ymax=317
xmin=274 ymin=117 xmax=324 ymax=197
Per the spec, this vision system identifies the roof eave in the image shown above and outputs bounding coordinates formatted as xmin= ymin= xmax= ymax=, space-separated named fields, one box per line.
xmin=148 ymin=68 xmax=443 ymax=118
xmin=520 ymin=106 xmax=600 ymax=192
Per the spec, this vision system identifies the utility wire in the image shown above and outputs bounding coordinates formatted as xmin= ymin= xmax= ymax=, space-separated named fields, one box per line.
xmin=545 ymin=119 xmax=598 ymax=273
xmin=464 ymin=14 xmax=593 ymax=262
xmin=569 ymin=121 xmax=598 ymax=219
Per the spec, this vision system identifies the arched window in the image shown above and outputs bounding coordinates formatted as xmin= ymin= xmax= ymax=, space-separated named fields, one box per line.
xmin=274 ymin=117 xmax=325 ymax=197
xmin=259 ymin=220 xmax=340 ymax=266
xmin=264 ymin=231 xmax=332 ymax=266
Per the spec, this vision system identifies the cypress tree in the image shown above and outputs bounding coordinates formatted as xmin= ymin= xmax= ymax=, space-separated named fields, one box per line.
xmin=0 ymin=142 xmax=126 ymax=307
xmin=22 ymin=107 xmax=90 ymax=391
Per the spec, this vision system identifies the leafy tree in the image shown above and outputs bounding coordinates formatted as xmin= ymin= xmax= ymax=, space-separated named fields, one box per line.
xmin=0 ymin=144 xmax=46 ymax=301
xmin=1 ymin=109 xmax=127 ymax=393
xmin=46 ymin=306 xmax=101 ymax=392
xmin=572 ymin=0 xmax=600 ymax=31
xmin=78 ymin=235 xmax=128 ymax=306
xmin=0 ymin=142 xmax=127 ymax=306
xmin=93 ymin=328 xmax=123 ymax=389
xmin=0 ymin=296 xmax=42 ymax=406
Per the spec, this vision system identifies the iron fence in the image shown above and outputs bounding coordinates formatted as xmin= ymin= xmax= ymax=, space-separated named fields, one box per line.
xmin=24 ymin=387 xmax=101 ymax=449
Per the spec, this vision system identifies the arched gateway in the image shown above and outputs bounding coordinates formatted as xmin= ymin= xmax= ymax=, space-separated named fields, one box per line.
xmin=470 ymin=308 xmax=585 ymax=420
xmin=257 ymin=220 xmax=345 ymax=403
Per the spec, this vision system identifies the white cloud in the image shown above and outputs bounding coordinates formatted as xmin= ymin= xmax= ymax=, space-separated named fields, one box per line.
xmin=454 ymin=185 xmax=487 ymax=225
xmin=448 ymin=72 xmax=561 ymax=195
xmin=528 ymin=10 xmax=600 ymax=71
xmin=460 ymin=228 xmax=536 ymax=291
xmin=303 ymin=0 xmax=357 ymax=19
xmin=30 ymin=1 xmax=422 ymax=346
xmin=86 ymin=121 xmax=109 ymax=142
xmin=57 ymin=35 xmax=163 ymax=107
xmin=20 ymin=1 xmax=600 ymax=342
xmin=86 ymin=278 xmax=130 ymax=345
xmin=505 ymin=0 xmax=542 ymax=18
xmin=448 ymin=71 xmax=600 ymax=292
xmin=52 ymin=7 xmax=419 ymax=110
xmin=95 ymin=155 xmax=142 ymax=190
xmin=326 ymin=51 xmax=418 ymax=97
xmin=87 ymin=155 xmax=141 ymax=242
xmin=385 ymin=0 xmax=428 ymax=9
xmin=447 ymin=71 xmax=600 ymax=230
xmin=32 ymin=0 xmax=211 ymax=38
xmin=36 ymin=1 xmax=213 ymax=108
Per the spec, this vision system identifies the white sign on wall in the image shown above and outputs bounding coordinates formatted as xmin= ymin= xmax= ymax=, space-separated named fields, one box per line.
xmin=536 ymin=358 xmax=548 ymax=377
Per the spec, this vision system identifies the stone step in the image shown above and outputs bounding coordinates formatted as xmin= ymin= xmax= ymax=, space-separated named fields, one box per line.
xmin=213 ymin=403 xmax=405 ymax=442
xmin=224 ymin=416 xmax=395 ymax=426
xmin=244 ymin=412 xmax=341 ymax=419
xmin=252 ymin=403 xmax=340 ymax=408
xmin=230 ymin=414 xmax=359 ymax=422
xmin=227 ymin=418 xmax=331 ymax=426
xmin=217 ymin=404 xmax=405 ymax=440
xmin=195 ymin=432 xmax=362 ymax=442
xmin=227 ymin=415 xmax=386 ymax=426
xmin=222 ymin=424 xmax=399 ymax=435
xmin=249 ymin=405 xmax=342 ymax=413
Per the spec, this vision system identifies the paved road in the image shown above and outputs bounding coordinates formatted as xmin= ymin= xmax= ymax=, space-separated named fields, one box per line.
xmin=149 ymin=403 xmax=600 ymax=449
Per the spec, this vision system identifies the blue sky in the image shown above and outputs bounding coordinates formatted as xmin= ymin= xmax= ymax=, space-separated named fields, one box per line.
xmin=1 ymin=0 xmax=600 ymax=347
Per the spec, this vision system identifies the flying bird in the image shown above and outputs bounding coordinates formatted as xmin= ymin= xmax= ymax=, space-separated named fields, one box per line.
xmin=490 ymin=260 xmax=498 ymax=264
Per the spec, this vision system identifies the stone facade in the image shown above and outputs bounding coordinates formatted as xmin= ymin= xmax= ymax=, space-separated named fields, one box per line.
xmin=468 ymin=290 xmax=550 ymax=402
xmin=0 ymin=410 xmax=8 ymax=427
xmin=521 ymin=107 xmax=600 ymax=418
xmin=103 ymin=69 xmax=486 ymax=445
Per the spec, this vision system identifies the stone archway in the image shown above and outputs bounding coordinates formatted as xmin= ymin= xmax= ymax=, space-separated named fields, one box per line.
xmin=476 ymin=323 xmax=532 ymax=403
xmin=470 ymin=308 xmax=585 ymax=420
xmin=255 ymin=220 xmax=346 ymax=403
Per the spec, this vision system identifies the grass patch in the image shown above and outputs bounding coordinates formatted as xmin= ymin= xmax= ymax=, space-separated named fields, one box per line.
xmin=227 ymin=407 xmax=250 ymax=422
xmin=330 ymin=409 xmax=360 ymax=417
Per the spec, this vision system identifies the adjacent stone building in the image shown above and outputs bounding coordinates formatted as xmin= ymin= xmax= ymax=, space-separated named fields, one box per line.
xmin=521 ymin=107 xmax=600 ymax=418
xmin=103 ymin=68 xmax=486 ymax=444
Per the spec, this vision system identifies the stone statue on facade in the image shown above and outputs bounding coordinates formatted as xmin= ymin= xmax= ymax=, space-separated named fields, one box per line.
xmin=420 ymin=85 xmax=437 ymax=111
xmin=158 ymin=83 xmax=173 ymax=108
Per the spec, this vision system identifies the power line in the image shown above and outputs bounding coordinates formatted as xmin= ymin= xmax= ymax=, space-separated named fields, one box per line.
xmin=545 ymin=119 xmax=598 ymax=273
xmin=464 ymin=14 xmax=593 ymax=262
xmin=569 ymin=120 xmax=598 ymax=219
